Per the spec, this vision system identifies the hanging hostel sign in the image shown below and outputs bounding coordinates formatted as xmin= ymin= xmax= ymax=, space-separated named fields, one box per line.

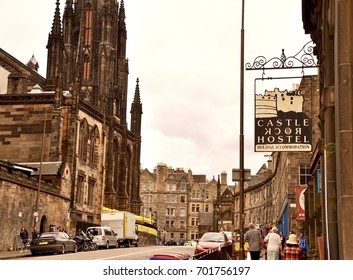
xmin=254 ymin=88 xmax=312 ymax=152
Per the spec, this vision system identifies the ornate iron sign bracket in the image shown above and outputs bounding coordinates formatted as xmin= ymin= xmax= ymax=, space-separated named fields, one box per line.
xmin=245 ymin=41 xmax=318 ymax=77
xmin=253 ymin=76 xmax=305 ymax=95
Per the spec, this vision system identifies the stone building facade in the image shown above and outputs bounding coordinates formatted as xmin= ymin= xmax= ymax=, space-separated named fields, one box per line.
xmin=269 ymin=76 xmax=321 ymax=237
xmin=0 ymin=161 xmax=71 ymax=251
xmin=213 ymin=180 xmax=236 ymax=234
xmin=0 ymin=0 xmax=142 ymax=239
xmin=239 ymin=164 xmax=274 ymax=234
xmin=140 ymin=163 xmax=232 ymax=243
xmin=140 ymin=163 xmax=281 ymax=243
xmin=302 ymin=0 xmax=353 ymax=259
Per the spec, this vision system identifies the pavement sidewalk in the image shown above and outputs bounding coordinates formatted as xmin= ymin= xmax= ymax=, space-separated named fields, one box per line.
xmin=0 ymin=250 xmax=31 ymax=260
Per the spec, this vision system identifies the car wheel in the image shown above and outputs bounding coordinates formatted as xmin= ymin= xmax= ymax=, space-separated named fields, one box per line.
xmin=60 ymin=245 xmax=66 ymax=254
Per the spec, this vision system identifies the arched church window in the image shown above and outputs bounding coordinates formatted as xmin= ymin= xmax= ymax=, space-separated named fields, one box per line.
xmin=84 ymin=4 xmax=92 ymax=46
xmin=76 ymin=174 xmax=85 ymax=204
xmin=83 ymin=53 xmax=91 ymax=80
xmin=89 ymin=126 xmax=100 ymax=166
xmin=78 ymin=119 xmax=89 ymax=161
xmin=83 ymin=4 xmax=92 ymax=80
xmin=113 ymin=138 xmax=120 ymax=191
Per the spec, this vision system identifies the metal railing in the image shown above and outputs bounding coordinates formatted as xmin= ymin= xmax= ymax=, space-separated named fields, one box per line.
xmin=193 ymin=245 xmax=232 ymax=260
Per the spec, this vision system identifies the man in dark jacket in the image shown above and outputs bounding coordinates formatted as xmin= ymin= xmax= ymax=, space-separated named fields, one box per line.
xmin=31 ymin=226 xmax=39 ymax=240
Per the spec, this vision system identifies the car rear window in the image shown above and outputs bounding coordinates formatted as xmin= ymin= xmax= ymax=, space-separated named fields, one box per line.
xmin=90 ymin=228 xmax=102 ymax=235
xmin=201 ymin=233 xmax=224 ymax=242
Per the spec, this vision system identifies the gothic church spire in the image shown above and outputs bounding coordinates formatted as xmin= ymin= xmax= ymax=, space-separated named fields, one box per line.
xmin=130 ymin=78 xmax=142 ymax=135
xmin=46 ymin=0 xmax=64 ymax=91
xmin=118 ymin=0 xmax=127 ymax=58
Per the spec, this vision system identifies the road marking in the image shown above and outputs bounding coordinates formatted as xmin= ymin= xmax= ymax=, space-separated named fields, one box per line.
xmin=98 ymin=248 xmax=164 ymax=260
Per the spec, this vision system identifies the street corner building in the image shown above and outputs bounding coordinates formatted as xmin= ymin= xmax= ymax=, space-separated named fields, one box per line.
xmin=0 ymin=0 xmax=143 ymax=252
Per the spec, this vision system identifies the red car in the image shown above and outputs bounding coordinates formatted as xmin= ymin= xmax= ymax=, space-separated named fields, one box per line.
xmin=194 ymin=232 xmax=231 ymax=255
xmin=149 ymin=252 xmax=191 ymax=260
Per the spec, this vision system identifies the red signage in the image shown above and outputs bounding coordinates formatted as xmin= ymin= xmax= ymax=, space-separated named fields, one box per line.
xmin=295 ymin=185 xmax=307 ymax=220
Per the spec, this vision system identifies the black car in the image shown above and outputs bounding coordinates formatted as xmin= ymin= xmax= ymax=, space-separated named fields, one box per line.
xmin=30 ymin=231 xmax=77 ymax=255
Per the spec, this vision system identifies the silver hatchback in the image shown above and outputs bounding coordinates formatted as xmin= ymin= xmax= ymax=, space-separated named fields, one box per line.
xmin=86 ymin=226 xmax=118 ymax=249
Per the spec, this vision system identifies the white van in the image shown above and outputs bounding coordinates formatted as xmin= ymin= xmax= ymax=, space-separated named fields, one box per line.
xmin=86 ymin=226 xmax=118 ymax=249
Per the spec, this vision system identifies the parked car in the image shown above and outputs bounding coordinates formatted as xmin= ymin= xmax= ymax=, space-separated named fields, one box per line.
xmin=29 ymin=231 xmax=77 ymax=255
xmin=223 ymin=231 xmax=233 ymax=243
xmin=86 ymin=226 xmax=118 ymax=249
xmin=149 ymin=252 xmax=191 ymax=260
xmin=194 ymin=232 xmax=231 ymax=255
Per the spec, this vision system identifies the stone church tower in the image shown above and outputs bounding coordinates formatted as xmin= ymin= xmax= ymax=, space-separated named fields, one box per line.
xmin=0 ymin=0 xmax=142 ymax=231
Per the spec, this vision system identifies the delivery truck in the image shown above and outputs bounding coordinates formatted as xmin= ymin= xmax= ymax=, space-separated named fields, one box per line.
xmin=101 ymin=211 xmax=139 ymax=247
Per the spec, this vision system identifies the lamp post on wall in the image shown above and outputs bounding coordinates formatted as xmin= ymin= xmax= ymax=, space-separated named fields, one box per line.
xmin=34 ymin=109 xmax=47 ymax=227
xmin=33 ymin=106 xmax=68 ymax=228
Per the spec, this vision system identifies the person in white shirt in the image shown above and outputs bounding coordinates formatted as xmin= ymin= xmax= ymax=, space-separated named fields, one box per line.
xmin=263 ymin=226 xmax=282 ymax=260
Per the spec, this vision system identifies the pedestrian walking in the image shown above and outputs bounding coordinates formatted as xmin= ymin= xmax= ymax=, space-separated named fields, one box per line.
xmin=282 ymin=234 xmax=304 ymax=260
xmin=31 ymin=226 xmax=39 ymax=240
xmin=279 ymin=231 xmax=286 ymax=259
xmin=263 ymin=226 xmax=281 ymax=260
xmin=298 ymin=232 xmax=309 ymax=259
xmin=244 ymin=223 xmax=262 ymax=260
xmin=279 ymin=231 xmax=286 ymax=248
xmin=19 ymin=226 xmax=29 ymax=253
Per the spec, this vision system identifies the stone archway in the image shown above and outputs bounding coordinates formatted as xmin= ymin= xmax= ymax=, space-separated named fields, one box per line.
xmin=39 ymin=215 xmax=47 ymax=234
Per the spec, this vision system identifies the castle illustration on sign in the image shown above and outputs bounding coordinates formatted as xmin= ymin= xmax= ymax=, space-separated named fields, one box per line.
xmin=254 ymin=87 xmax=312 ymax=152
xmin=255 ymin=88 xmax=304 ymax=118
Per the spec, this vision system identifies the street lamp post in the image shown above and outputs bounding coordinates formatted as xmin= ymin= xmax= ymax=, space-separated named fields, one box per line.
xmin=33 ymin=106 xmax=68 ymax=227
xmin=239 ymin=0 xmax=245 ymax=260
xmin=34 ymin=109 xmax=47 ymax=227
xmin=232 ymin=169 xmax=250 ymax=259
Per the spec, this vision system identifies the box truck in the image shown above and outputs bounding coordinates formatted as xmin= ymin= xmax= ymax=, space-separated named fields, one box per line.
xmin=101 ymin=211 xmax=139 ymax=247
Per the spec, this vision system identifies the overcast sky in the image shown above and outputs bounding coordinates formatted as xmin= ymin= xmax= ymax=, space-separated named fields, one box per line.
xmin=0 ymin=0 xmax=317 ymax=184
